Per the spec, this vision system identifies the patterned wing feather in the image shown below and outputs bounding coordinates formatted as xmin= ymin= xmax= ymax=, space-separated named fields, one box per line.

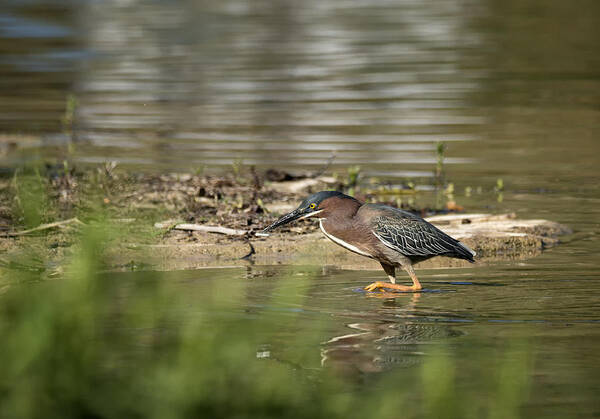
xmin=371 ymin=212 xmax=474 ymax=261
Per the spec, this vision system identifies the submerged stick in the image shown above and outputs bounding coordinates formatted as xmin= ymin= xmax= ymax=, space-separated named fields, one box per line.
xmin=1 ymin=217 xmax=85 ymax=237
xmin=240 ymin=241 xmax=256 ymax=260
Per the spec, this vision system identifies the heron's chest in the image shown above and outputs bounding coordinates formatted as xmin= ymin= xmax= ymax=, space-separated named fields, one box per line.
xmin=319 ymin=219 xmax=375 ymax=258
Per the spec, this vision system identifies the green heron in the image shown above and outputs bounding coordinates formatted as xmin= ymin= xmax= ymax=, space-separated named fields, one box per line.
xmin=262 ymin=191 xmax=475 ymax=292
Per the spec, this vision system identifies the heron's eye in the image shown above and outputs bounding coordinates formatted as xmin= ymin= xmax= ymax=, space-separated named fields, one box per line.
xmin=309 ymin=203 xmax=317 ymax=209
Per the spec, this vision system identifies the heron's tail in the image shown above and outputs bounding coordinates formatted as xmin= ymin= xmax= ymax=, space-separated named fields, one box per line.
xmin=456 ymin=241 xmax=476 ymax=263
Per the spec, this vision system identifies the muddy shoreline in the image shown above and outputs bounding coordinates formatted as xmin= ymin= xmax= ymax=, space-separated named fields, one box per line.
xmin=140 ymin=212 xmax=570 ymax=271
xmin=0 ymin=162 xmax=572 ymax=273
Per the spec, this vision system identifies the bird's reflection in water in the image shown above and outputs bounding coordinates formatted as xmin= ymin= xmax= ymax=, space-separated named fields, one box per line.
xmin=321 ymin=293 xmax=462 ymax=375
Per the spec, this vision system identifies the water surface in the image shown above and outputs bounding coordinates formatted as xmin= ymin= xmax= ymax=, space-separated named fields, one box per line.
xmin=4 ymin=0 xmax=597 ymax=177
xmin=2 ymin=0 xmax=600 ymax=416
xmin=133 ymin=263 xmax=600 ymax=417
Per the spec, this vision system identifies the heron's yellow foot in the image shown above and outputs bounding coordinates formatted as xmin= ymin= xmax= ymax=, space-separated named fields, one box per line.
xmin=364 ymin=281 xmax=422 ymax=292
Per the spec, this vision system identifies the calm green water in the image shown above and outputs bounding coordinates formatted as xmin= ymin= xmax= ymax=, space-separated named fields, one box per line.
xmin=1 ymin=0 xmax=600 ymax=416
xmin=113 ymin=262 xmax=600 ymax=417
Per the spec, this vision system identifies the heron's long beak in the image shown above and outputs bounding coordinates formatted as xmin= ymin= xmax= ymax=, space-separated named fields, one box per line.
xmin=262 ymin=209 xmax=323 ymax=232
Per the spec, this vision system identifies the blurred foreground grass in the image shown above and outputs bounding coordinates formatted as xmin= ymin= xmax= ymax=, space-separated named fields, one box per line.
xmin=0 ymin=221 xmax=533 ymax=419
xmin=0 ymin=166 xmax=535 ymax=419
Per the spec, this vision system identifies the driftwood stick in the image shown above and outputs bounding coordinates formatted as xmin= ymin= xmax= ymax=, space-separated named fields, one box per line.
xmin=154 ymin=221 xmax=247 ymax=236
xmin=1 ymin=217 xmax=85 ymax=237
xmin=175 ymin=224 xmax=247 ymax=236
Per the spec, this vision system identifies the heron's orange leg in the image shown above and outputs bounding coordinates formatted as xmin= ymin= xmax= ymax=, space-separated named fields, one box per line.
xmin=364 ymin=282 xmax=421 ymax=292
xmin=365 ymin=264 xmax=422 ymax=292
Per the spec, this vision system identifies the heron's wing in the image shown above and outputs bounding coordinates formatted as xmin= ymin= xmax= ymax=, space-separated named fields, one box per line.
xmin=371 ymin=214 xmax=468 ymax=258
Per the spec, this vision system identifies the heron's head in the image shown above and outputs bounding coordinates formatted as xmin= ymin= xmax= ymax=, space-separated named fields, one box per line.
xmin=262 ymin=191 xmax=360 ymax=232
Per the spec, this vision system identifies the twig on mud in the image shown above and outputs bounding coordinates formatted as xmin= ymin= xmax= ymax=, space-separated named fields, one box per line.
xmin=1 ymin=217 xmax=85 ymax=237
xmin=154 ymin=221 xmax=247 ymax=236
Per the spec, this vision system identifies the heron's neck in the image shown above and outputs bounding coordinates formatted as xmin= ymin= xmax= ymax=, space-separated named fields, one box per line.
xmin=323 ymin=198 xmax=361 ymax=221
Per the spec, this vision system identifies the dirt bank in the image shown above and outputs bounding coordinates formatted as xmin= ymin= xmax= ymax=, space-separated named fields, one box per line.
xmin=135 ymin=212 xmax=570 ymax=271
xmin=0 ymin=162 xmax=572 ymax=273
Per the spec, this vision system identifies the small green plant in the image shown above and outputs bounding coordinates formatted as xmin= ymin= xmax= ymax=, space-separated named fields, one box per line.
xmin=495 ymin=178 xmax=504 ymax=203
xmin=346 ymin=165 xmax=361 ymax=196
xmin=61 ymin=94 xmax=78 ymax=139
xmin=435 ymin=141 xmax=446 ymax=184
xmin=194 ymin=165 xmax=205 ymax=176
xmin=495 ymin=178 xmax=504 ymax=192
xmin=433 ymin=142 xmax=448 ymax=210
xmin=232 ymin=158 xmax=245 ymax=182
